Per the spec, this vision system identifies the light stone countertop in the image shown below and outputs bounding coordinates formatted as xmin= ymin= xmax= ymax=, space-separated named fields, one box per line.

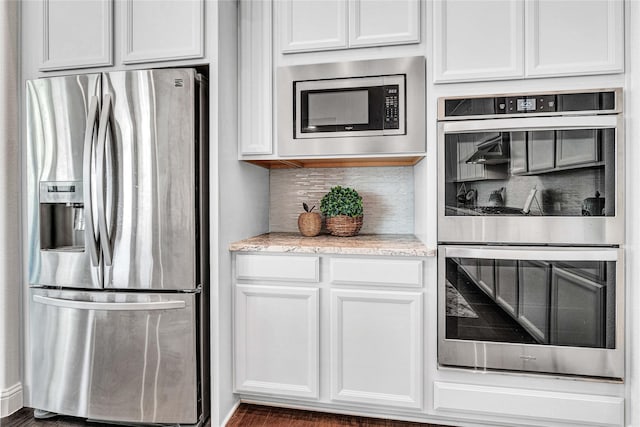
xmin=229 ymin=232 xmax=436 ymax=257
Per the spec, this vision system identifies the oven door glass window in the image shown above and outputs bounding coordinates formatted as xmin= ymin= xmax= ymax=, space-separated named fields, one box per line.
xmin=443 ymin=128 xmax=615 ymax=217
xmin=445 ymin=257 xmax=615 ymax=349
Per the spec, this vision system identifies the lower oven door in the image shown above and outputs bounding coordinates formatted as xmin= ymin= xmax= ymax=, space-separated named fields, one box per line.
xmin=29 ymin=288 xmax=199 ymax=424
xmin=438 ymin=245 xmax=624 ymax=379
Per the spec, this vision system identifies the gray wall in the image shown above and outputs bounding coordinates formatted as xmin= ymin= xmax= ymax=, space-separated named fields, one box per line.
xmin=269 ymin=166 xmax=414 ymax=234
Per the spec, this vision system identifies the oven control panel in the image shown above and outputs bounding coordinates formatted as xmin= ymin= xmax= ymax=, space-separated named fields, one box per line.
xmin=441 ymin=89 xmax=618 ymax=119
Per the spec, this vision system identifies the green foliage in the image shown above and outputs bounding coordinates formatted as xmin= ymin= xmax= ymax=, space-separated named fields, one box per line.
xmin=320 ymin=186 xmax=363 ymax=218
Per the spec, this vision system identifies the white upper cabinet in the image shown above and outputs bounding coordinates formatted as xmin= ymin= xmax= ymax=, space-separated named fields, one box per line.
xmin=122 ymin=0 xmax=203 ymax=64
xmin=434 ymin=0 xmax=623 ymax=83
xmin=279 ymin=0 xmax=420 ymax=54
xmin=39 ymin=0 xmax=204 ymax=71
xmin=239 ymin=0 xmax=273 ymax=155
xmin=525 ymin=0 xmax=624 ymax=77
xmin=279 ymin=0 xmax=348 ymax=53
xmin=40 ymin=0 xmax=113 ymax=71
xmin=348 ymin=0 xmax=420 ymax=48
xmin=433 ymin=0 xmax=524 ymax=82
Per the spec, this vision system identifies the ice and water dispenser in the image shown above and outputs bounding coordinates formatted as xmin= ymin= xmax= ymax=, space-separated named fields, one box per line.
xmin=39 ymin=181 xmax=85 ymax=251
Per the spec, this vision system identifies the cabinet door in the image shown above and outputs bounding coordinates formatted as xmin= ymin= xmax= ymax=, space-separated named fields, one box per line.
xmin=348 ymin=0 xmax=420 ymax=48
xmin=509 ymin=132 xmax=528 ymax=175
xmin=122 ymin=0 xmax=203 ymax=64
xmin=434 ymin=0 xmax=524 ymax=82
xmin=40 ymin=0 xmax=112 ymax=70
xmin=234 ymin=284 xmax=319 ymax=399
xmin=330 ymin=289 xmax=422 ymax=409
xmin=495 ymin=260 xmax=518 ymax=317
xmin=555 ymin=129 xmax=599 ymax=168
xmin=550 ymin=267 xmax=605 ymax=348
xmin=458 ymin=258 xmax=478 ymax=281
xmin=518 ymin=261 xmax=551 ymax=343
xmin=239 ymin=0 xmax=273 ymax=155
xmin=476 ymin=259 xmax=495 ymax=298
xmin=457 ymin=140 xmax=484 ymax=181
xmin=527 ymin=130 xmax=555 ymax=172
xmin=525 ymin=0 xmax=624 ymax=77
xmin=279 ymin=0 xmax=348 ymax=53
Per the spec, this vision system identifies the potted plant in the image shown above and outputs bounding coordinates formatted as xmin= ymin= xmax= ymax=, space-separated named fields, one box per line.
xmin=297 ymin=202 xmax=322 ymax=237
xmin=320 ymin=186 xmax=363 ymax=237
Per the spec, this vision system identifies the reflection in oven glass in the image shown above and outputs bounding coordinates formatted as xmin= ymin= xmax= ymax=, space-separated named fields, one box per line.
xmin=444 ymin=128 xmax=616 ymax=217
xmin=445 ymin=258 xmax=615 ymax=349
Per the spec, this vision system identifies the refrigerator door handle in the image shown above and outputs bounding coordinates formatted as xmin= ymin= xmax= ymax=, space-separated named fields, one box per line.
xmin=33 ymin=295 xmax=187 ymax=311
xmin=83 ymin=96 xmax=100 ymax=266
xmin=96 ymin=94 xmax=113 ymax=266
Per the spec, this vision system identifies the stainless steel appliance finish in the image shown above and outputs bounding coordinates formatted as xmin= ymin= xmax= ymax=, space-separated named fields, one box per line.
xmin=27 ymin=69 xmax=209 ymax=425
xmin=101 ymin=70 xmax=197 ymax=290
xmin=27 ymin=74 xmax=101 ymax=288
xmin=277 ymin=56 xmax=425 ymax=157
xmin=438 ymin=89 xmax=624 ymax=245
xmin=438 ymin=245 xmax=624 ymax=379
xmin=437 ymin=89 xmax=625 ymax=380
xmin=30 ymin=289 xmax=199 ymax=423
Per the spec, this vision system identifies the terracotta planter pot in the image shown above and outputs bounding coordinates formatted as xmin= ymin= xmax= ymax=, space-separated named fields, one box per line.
xmin=325 ymin=215 xmax=363 ymax=237
xmin=298 ymin=212 xmax=322 ymax=237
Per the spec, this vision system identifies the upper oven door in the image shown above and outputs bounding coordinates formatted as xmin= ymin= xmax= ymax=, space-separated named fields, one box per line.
xmin=438 ymin=115 xmax=624 ymax=245
xmin=295 ymin=76 xmax=405 ymax=139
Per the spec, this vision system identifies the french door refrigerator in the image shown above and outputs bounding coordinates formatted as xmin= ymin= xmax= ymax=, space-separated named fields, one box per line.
xmin=26 ymin=68 xmax=209 ymax=425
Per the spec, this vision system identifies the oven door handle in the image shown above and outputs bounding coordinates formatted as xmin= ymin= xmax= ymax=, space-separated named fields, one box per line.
xmin=443 ymin=246 xmax=619 ymax=262
xmin=440 ymin=115 xmax=619 ymax=133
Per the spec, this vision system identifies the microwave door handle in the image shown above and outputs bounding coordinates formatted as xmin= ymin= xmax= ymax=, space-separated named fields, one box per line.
xmin=96 ymin=94 xmax=113 ymax=266
xmin=82 ymin=96 xmax=100 ymax=267
xmin=33 ymin=295 xmax=186 ymax=311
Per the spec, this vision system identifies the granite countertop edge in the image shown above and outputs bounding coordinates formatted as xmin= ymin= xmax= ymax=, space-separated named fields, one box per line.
xmin=229 ymin=233 xmax=437 ymax=257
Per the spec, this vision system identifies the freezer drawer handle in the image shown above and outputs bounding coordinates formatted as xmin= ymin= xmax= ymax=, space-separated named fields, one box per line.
xmin=33 ymin=295 xmax=186 ymax=311
xmin=82 ymin=96 xmax=100 ymax=266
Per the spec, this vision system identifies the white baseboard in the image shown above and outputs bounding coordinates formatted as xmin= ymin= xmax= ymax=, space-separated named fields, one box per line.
xmin=220 ymin=399 xmax=241 ymax=426
xmin=0 ymin=382 xmax=23 ymax=418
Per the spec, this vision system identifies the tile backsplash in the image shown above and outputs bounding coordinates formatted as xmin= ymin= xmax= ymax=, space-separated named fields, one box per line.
xmin=269 ymin=167 xmax=414 ymax=234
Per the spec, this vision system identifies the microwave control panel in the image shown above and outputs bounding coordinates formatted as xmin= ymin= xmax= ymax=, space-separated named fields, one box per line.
xmin=383 ymin=85 xmax=400 ymax=129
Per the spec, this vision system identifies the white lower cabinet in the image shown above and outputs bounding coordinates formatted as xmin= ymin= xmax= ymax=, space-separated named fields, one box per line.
xmin=330 ymin=289 xmax=423 ymax=409
xmin=234 ymin=284 xmax=319 ymax=399
xmin=231 ymin=252 xmax=622 ymax=426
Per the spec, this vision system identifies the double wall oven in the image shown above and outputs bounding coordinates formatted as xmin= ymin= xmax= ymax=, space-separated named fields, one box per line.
xmin=437 ymin=89 xmax=624 ymax=379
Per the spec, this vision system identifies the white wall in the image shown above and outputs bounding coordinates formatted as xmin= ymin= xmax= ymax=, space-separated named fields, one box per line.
xmin=625 ymin=2 xmax=639 ymax=426
xmin=210 ymin=1 xmax=270 ymax=425
xmin=0 ymin=0 xmax=23 ymax=417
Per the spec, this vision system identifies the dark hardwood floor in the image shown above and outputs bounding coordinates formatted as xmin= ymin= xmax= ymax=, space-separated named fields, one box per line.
xmin=226 ymin=404 xmax=450 ymax=426
xmin=2 ymin=405 xmax=452 ymax=427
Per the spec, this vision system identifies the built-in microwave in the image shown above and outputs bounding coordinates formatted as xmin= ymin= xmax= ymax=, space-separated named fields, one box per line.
xmin=277 ymin=56 xmax=425 ymax=157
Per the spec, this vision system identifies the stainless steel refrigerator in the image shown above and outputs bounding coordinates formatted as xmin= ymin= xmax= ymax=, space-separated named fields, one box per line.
xmin=26 ymin=68 xmax=209 ymax=425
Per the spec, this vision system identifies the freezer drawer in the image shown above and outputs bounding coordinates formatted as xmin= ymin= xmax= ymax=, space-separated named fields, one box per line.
xmin=30 ymin=288 xmax=199 ymax=424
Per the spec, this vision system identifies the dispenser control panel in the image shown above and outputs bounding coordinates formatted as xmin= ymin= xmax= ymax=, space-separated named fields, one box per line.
xmin=40 ymin=181 xmax=83 ymax=203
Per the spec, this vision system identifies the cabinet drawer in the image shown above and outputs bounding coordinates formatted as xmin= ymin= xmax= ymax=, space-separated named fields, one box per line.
xmin=433 ymin=382 xmax=623 ymax=427
xmin=330 ymin=258 xmax=423 ymax=287
xmin=236 ymin=254 xmax=319 ymax=282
